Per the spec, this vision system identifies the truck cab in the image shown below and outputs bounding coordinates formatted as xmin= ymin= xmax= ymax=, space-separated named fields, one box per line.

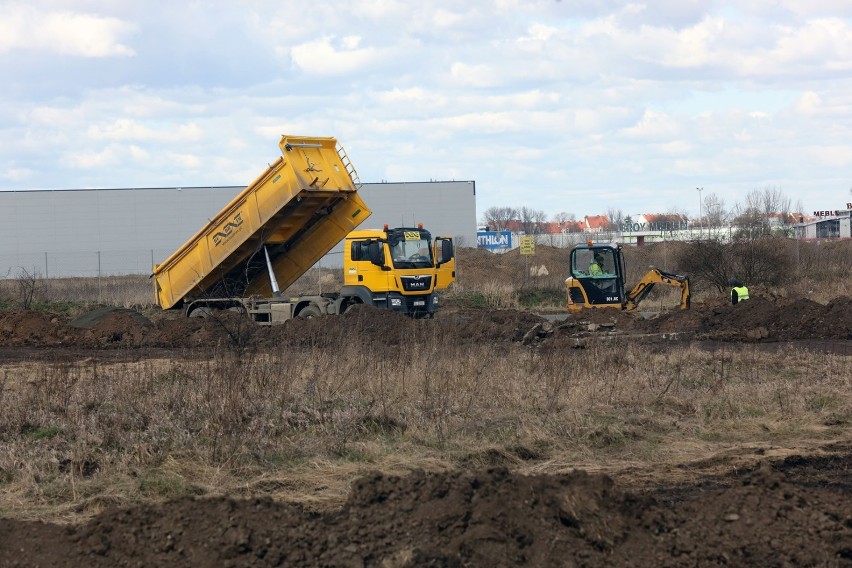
xmin=343 ymin=225 xmax=455 ymax=317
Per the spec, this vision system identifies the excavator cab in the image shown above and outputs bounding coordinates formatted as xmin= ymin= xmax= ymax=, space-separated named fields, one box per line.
xmin=566 ymin=244 xmax=627 ymax=311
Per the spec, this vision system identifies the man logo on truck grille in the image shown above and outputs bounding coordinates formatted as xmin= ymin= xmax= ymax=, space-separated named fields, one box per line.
xmin=401 ymin=275 xmax=431 ymax=291
xmin=213 ymin=213 xmax=244 ymax=246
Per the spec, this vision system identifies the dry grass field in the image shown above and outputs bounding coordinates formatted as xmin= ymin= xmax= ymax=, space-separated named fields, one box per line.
xmin=0 ymin=239 xmax=850 ymax=566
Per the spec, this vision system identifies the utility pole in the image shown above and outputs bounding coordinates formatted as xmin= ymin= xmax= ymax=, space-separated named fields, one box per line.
xmin=696 ymin=187 xmax=704 ymax=239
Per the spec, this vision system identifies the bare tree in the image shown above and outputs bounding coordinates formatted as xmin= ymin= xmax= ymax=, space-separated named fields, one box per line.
xmin=675 ymin=238 xmax=736 ymax=292
xmin=481 ymin=206 xmax=518 ymax=231
xmin=519 ymin=206 xmax=547 ymax=234
xmin=761 ymin=186 xmax=791 ymax=219
xmin=551 ymin=211 xmax=569 ymax=224
xmin=605 ymin=207 xmax=624 ymax=231
xmin=732 ymin=186 xmax=791 ymax=238
xmin=702 ymin=192 xmax=728 ymax=229
xmin=676 ymin=235 xmax=791 ymax=291
xmin=15 ymin=267 xmax=43 ymax=309
xmin=553 ymin=212 xmax=577 ymax=234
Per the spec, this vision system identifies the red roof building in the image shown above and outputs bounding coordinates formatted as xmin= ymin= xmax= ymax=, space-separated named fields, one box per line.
xmin=583 ymin=215 xmax=610 ymax=232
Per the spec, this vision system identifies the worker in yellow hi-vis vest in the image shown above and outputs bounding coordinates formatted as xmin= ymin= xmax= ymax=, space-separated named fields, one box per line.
xmin=729 ymin=278 xmax=750 ymax=305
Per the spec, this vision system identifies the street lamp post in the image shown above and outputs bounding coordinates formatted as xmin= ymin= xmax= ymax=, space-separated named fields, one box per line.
xmin=696 ymin=187 xmax=704 ymax=239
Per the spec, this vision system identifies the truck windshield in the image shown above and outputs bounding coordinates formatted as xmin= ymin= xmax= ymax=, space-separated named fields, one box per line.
xmin=388 ymin=230 xmax=433 ymax=269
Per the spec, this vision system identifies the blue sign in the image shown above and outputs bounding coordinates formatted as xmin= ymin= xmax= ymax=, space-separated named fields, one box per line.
xmin=477 ymin=231 xmax=512 ymax=250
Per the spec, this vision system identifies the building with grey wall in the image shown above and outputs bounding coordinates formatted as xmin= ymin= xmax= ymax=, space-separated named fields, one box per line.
xmin=0 ymin=180 xmax=476 ymax=278
xmin=795 ymin=210 xmax=852 ymax=240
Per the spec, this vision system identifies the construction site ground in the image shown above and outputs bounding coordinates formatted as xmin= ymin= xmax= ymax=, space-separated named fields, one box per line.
xmin=0 ymin=294 xmax=850 ymax=567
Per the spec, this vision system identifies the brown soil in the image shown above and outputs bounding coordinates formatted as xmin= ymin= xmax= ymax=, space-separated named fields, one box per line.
xmin=1 ymin=454 xmax=850 ymax=567
xmin=0 ymin=458 xmax=852 ymax=566
xmin=1 ymin=293 xmax=849 ymax=353
xmin=1 ymin=298 xmax=850 ymax=566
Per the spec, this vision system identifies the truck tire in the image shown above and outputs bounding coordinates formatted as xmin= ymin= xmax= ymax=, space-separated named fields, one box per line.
xmin=298 ymin=305 xmax=322 ymax=319
xmin=189 ymin=306 xmax=213 ymax=318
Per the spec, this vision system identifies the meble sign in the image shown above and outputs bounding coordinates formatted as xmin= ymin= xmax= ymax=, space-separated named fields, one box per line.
xmin=477 ymin=231 xmax=512 ymax=250
xmin=813 ymin=204 xmax=852 ymax=216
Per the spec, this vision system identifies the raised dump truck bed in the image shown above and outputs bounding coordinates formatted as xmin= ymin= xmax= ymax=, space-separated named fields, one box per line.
xmin=153 ymin=135 xmax=371 ymax=310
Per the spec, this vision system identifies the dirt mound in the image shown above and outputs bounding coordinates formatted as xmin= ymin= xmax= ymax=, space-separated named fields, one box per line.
xmin=69 ymin=307 xmax=154 ymax=347
xmin=697 ymin=295 xmax=852 ymax=341
xmin=1 ymin=294 xmax=850 ymax=351
xmin=261 ymin=304 xmax=415 ymax=348
xmin=601 ymin=294 xmax=852 ymax=342
xmin=257 ymin=305 xmax=547 ymax=349
xmin=68 ymin=306 xmax=152 ymax=329
xmin=0 ymin=309 xmax=63 ymax=345
xmin=1 ymin=464 xmax=849 ymax=567
xmin=434 ymin=307 xmax=546 ymax=343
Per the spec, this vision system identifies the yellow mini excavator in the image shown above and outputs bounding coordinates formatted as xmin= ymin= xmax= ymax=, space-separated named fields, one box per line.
xmin=565 ymin=242 xmax=690 ymax=313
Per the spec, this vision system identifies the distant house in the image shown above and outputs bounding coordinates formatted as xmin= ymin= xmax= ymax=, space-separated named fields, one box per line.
xmin=535 ymin=220 xmax=584 ymax=234
xmin=583 ymin=215 xmax=610 ymax=233
xmin=496 ymin=220 xmax=524 ymax=233
xmin=562 ymin=220 xmax=585 ymax=233
xmin=767 ymin=212 xmax=804 ymax=228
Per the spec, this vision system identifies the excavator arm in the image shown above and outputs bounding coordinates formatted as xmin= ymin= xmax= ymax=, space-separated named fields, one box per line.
xmin=625 ymin=268 xmax=691 ymax=311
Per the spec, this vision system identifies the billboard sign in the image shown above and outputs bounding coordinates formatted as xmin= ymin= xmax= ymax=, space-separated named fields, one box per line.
xmin=477 ymin=231 xmax=512 ymax=250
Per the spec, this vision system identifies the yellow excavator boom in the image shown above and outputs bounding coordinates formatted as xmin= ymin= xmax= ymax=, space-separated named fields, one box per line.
xmin=624 ymin=268 xmax=691 ymax=310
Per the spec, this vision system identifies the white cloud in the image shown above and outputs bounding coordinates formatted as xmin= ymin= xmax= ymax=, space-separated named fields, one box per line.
xmin=63 ymin=147 xmax=118 ymax=169
xmin=449 ymin=62 xmax=500 ymax=88
xmin=167 ymin=153 xmax=202 ymax=170
xmin=1 ymin=166 xmax=33 ymax=182
xmin=129 ymin=145 xmax=149 ymax=161
xmin=773 ymin=18 xmax=852 ymax=70
xmin=29 ymin=106 xmax=85 ymax=127
xmin=86 ymin=120 xmax=204 ymax=143
xmin=358 ymin=0 xmax=408 ymax=20
xmin=290 ymin=37 xmax=384 ymax=76
xmin=341 ymin=36 xmax=362 ymax=50
xmin=432 ymin=8 xmax=465 ymax=27
xmin=659 ymin=140 xmax=693 ymax=155
xmin=620 ymin=110 xmax=682 ymax=140
xmin=794 ymin=91 xmax=823 ymax=116
xmin=0 ymin=5 xmax=135 ymax=57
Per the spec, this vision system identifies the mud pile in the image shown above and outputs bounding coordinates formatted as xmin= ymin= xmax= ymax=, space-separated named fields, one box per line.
xmin=636 ymin=295 xmax=852 ymax=341
xmin=0 ymin=294 xmax=850 ymax=351
xmin=0 ymin=305 xmax=551 ymax=350
xmin=1 ymin=462 xmax=849 ymax=567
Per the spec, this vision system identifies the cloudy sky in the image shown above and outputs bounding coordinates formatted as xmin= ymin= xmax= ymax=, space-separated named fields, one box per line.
xmin=2 ymin=1 xmax=851 ymax=222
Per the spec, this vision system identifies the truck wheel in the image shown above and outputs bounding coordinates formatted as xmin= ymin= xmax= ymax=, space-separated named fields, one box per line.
xmin=342 ymin=300 xmax=362 ymax=314
xmin=298 ymin=305 xmax=322 ymax=319
xmin=189 ymin=307 xmax=212 ymax=318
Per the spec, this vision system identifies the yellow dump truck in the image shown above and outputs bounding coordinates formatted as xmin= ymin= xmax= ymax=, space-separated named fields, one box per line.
xmin=152 ymin=135 xmax=455 ymax=324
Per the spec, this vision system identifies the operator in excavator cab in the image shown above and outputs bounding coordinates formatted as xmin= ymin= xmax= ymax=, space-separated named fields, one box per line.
xmin=589 ymin=253 xmax=604 ymax=276
xmin=729 ymin=278 xmax=750 ymax=305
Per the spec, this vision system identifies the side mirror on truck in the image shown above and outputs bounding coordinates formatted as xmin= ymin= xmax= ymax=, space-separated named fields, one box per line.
xmin=368 ymin=240 xmax=386 ymax=268
xmin=437 ymin=238 xmax=454 ymax=266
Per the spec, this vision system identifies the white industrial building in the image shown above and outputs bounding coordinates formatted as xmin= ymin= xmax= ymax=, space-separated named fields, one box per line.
xmin=0 ymin=181 xmax=477 ymax=278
